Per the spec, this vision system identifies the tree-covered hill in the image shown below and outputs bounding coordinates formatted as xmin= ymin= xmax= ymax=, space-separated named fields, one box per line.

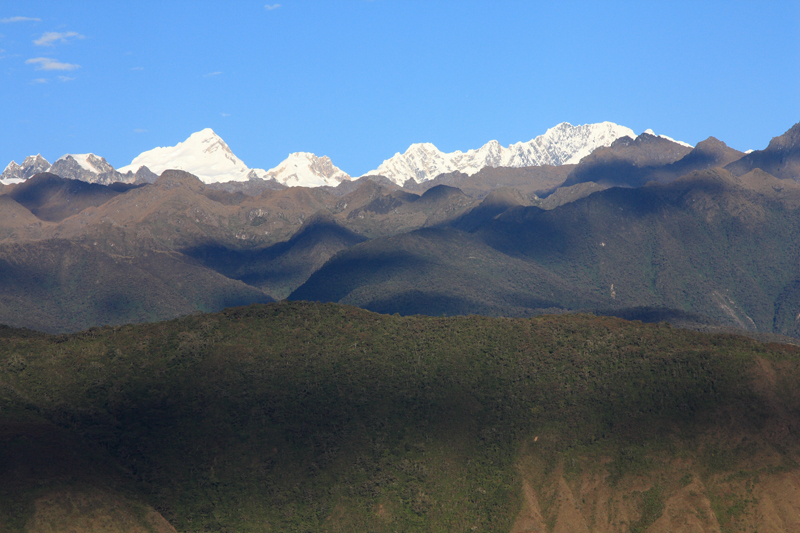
xmin=2 ymin=302 xmax=800 ymax=531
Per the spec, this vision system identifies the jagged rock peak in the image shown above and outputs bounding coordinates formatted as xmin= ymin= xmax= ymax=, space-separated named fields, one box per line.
xmin=47 ymin=153 xmax=137 ymax=186
xmin=1 ymin=154 xmax=51 ymax=183
xmin=53 ymin=153 xmax=116 ymax=175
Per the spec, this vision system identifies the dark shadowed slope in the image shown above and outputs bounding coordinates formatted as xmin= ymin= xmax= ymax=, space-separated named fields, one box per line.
xmin=561 ymin=132 xmax=692 ymax=188
xmin=183 ymin=213 xmax=367 ymax=299
xmin=6 ymin=172 xmax=139 ymax=222
xmin=290 ymin=226 xmax=592 ymax=316
xmin=477 ymin=168 xmax=800 ymax=334
xmin=403 ymin=164 xmax=573 ymax=198
xmin=3 ymin=303 xmax=800 ymax=531
xmin=0 ymin=237 xmax=272 ymax=332
xmin=726 ymin=121 xmax=800 ymax=181
xmin=634 ymin=136 xmax=745 ymax=185
xmin=292 ymin=168 xmax=800 ymax=336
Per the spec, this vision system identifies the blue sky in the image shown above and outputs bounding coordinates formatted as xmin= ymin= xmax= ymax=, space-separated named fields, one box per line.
xmin=1 ymin=1 xmax=798 ymax=176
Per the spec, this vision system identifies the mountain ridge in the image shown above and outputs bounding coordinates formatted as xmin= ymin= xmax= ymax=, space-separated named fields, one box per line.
xmin=363 ymin=121 xmax=641 ymax=185
xmin=4 ymin=121 xmax=692 ymax=189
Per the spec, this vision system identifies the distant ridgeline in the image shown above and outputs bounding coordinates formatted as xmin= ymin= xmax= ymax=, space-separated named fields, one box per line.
xmin=0 ymin=121 xmax=798 ymax=337
xmin=1 ymin=302 xmax=800 ymax=531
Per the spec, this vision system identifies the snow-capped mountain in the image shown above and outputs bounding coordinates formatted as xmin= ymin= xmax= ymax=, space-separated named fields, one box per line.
xmin=363 ymin=122 xmax=639 ymax=185
xmin=1 ymin=154 xmax=51 ymax=184
xmin=119 ymin=129 xmax=351 ymax=188
xmin=252 ymin=153 xmax=350 ymax=187
xmin=119 ymin=128 xmax=251 ymax=183
xmin=48 ymin=153 xmax=139 ymax=185
xmin=1 ymin=152 xmax=152 ymax=186
xmin=3 ymin=122 xmax=690 ymax=189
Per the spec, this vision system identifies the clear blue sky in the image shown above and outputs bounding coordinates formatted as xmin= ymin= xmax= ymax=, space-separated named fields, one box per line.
xmin=2 ymin=1 xmax=798 ymax=176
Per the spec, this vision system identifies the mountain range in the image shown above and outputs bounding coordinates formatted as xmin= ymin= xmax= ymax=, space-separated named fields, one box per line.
xmin=2 ymin=121 xmax=683 ymax=189
xmin=364 ymin=121 xmax=646 ymax=184
xmin=0 ymin=120 xmax=797 ymax=335
xmin=4 ymin=120 xmax=800 ymax=532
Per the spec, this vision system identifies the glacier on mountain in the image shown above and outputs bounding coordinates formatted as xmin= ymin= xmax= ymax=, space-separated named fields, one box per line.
xmin=3 ymin=122 xmax=692 ymax=189
xmin=362 ymin=122 xmax=639 ymax=185
xmin=251 ymin=152 xmax=350 ymax=188
xmin=118 ymin=129 xmax=350 ymax=188
xmin=119 ymin=128 xmax=251 ymax=183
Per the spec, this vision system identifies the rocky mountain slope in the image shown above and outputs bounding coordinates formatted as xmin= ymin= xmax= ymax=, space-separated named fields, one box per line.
xmin=0 ymin=155 xmax=51 ymax=184
xmin=0 ymin=168 xmax=493 ymax=331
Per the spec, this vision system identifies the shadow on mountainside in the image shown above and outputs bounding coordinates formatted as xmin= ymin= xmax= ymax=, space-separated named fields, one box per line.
xmin=182 ymin=214 xmax=367 ymax=299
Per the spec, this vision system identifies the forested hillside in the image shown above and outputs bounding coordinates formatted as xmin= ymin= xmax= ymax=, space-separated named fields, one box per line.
xmin=2 ymin=302 xmax=800 ymax=531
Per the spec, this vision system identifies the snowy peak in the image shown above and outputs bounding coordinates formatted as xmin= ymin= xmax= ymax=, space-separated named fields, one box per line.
xmin=363 ymin=121 xmax=639 ymax=185
xmin=49 ymin=153 xmax=128 ymax=184
xmin=118 ymin=128 xmax=350 ymax=187
xmin=253 ymin=152 xmax=351 ymax=188
xmin=119 ymin=128 xmax=251 ymax=183
xmin=3 ymin=122 xmax=690 ymax=189
xmin=187 ymin=128 xmax=240 ymax=166
xmin=56 ymin=153 xmax=116 ymax=175
xmin=534 ymin=121 xmax=638 ymax=165
xmin=1 ymin=154 xmax=52 ymax=184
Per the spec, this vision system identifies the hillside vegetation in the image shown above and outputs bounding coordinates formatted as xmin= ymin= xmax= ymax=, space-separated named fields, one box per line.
xmin=2 ymin=302 xmax=800 ymax=531
xmin=294 ymin=168 xmax=800 ymax=337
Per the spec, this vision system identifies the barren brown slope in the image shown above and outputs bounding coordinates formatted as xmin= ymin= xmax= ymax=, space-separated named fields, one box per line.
xmin=51 ymin=170 xmax=483 ymax=251
xmin=735 ymin=168 xmax=800 ymax=206
xmin=50 ymin=170 xmax=259 ymax=249
xmin=6 ymin=173 xmax=138 ymax=222
xmin=0 ymin=195 xmax=49 ymax=242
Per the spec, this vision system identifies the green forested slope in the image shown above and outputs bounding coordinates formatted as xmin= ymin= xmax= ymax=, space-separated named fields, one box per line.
xmin=2 ymin=302 xmax=800 ymax=531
